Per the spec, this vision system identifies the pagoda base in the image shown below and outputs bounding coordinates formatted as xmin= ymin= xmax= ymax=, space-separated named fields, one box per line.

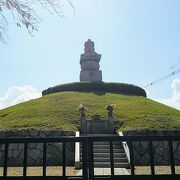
xmin=80 ymin=70 xmax=102 ymax=82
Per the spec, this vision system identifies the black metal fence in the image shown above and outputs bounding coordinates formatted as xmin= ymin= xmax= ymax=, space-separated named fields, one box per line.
xmin=0 ymin=135 xmax=180 ymax=180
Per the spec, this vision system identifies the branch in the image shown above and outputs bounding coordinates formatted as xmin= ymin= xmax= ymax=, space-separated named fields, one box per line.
xmin=0 ymin=0 xmax=73 ymax=43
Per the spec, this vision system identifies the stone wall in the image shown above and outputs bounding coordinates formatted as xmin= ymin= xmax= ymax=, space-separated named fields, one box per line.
xmin=124 ymin=131 xmax=180 ymax=166
xmin=0 ymin=131 xmax=75 ymax=167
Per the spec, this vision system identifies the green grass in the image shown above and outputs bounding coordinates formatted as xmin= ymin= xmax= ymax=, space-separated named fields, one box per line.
xmin=0 ymin=92 xmax=179 ymax=132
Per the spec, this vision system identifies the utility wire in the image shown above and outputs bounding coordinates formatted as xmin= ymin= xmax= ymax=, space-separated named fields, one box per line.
xmin=144 ymin=62 xmax=180 ymax=88
xmin=168 ymin=61 xmax=180 ymax=71
xmin=157 ymin=61 xmax=180 ymax=78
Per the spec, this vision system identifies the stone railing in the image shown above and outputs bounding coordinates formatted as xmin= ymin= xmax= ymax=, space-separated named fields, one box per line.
xmin=75 ymin=131 xmax=81 ymax=169
xmin=118 ymin=132 xmax=130 ymax=164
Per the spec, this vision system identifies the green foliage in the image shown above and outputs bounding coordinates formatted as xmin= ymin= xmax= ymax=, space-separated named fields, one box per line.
xmin=0 ymin=92 xmax=179 ymax=132
xmin=42 ymin=82 xmax=146 ymax=97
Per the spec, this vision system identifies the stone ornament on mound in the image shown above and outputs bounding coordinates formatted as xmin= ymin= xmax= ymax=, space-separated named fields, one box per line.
xmin=80 ymin=39 xmax=102 ymax=82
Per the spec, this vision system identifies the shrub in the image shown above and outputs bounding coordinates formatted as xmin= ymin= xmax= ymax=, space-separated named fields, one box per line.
xmin=42 ymin=82 xmax=146 ymax=97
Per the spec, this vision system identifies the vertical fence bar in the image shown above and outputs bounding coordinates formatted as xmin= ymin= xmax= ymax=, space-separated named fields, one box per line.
xmin=149 ymin=141 xmax=155 ymax=175
xmin=62 ymin=142 xmax=66 ymax=177
xmin=129 ymin=141 xmax=135 ymax=175
xmin=23 ymin=143 xmax=28 ymax=177
xmin=82 ymin=140 xmax=88 ymax=179
xmin=88 ymin=140 xmax=94 ymax=180
xmin=43 ymin=142 xmax=47 ymax=177
xmin=110 ymin=141 xmax=114 ymax=176
xmin=3 ymin=143 xmax=9 ymax=177
xmin=168 ymin=140 xmax=175 ymax=175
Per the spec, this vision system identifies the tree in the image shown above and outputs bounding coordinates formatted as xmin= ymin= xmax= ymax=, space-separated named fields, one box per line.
xmin=0 ymin=0 xmax=74 ymax=43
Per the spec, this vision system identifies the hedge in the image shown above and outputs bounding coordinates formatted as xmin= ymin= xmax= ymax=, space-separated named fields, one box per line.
xmin=42 ymin=82 xmax=146 ymax=97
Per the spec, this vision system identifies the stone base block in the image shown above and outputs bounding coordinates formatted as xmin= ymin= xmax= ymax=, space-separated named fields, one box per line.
xmin=80 ymin=70 xmax=102 ymax=82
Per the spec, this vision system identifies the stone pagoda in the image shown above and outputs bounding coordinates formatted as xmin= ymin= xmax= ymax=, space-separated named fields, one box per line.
xmin=80 ymin=39 xmax=102 ymax=82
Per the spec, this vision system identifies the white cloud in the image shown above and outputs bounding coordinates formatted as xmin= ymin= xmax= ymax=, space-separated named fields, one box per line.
xmin=145 ymin=90 xmax=150 ymax=97
xmin=156 ymin=79 xmax=180 ymax=110
xmin=0 ymin=85 xmax=41 ymax=110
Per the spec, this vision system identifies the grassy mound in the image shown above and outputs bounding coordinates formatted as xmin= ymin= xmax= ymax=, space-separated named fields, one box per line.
xmin=42 ymin=82 xmax=146 ymax=97
xmin=0 ymin=92 xmax=179 ymax=132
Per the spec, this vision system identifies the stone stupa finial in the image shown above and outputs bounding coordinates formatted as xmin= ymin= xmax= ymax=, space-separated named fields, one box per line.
xmin=84 ymin=39 xmax=95 ymax=53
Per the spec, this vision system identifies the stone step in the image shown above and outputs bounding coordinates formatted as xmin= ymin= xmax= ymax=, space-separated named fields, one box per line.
xmin=93 ymin=148 xmax=124 ymax=153
xmin=79 ymin=162 xmax=129 ymax=168
xmin=90 ymin=153 xmax=126 ymax=158
xmin=80 ymin=147 xmax=124 ymax=153
xmin=80 ymin=148 xmax=124 ymax=153
xmin=93 ymin=157 xmax=128 ymax=163
xmin=93 ymin=144 xmax=123 ymax=149
xmin=93 ymin=162 xmax=129 ymax=168
xmin=80 ymin=157 xmax=128 ymax=163
xmin=80 ymin=144 xmax=123 ymax=149
xmin=81 ymin=134 xmax=117 ymax=137
xmin=80 ymin=143 xmax=122 ymax=147
xmin=93 ymin=141 xmax=121 ymax=145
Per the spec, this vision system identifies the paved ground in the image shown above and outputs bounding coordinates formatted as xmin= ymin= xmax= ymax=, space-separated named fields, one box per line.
xmin=0 ymin=167 xmax=79 ymax=176
xmin=77 ymin=168 xmax=130 ymax=176
xmin=0 ymin=166 xmax=179 ymax=176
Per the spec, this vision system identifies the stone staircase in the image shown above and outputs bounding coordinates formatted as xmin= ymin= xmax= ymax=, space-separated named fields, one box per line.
xmin=79 ymin=135 xmax=129 ymax=168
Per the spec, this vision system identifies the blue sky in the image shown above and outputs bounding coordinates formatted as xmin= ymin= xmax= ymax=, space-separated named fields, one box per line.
xmin=0 ymin=0 xmax=180 ymax=109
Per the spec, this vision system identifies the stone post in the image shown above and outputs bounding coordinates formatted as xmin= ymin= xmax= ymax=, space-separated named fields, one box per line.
xmin=106 ymin=104 xmax=115 ymax=133
xmin=78 ymin=104 xmax=87 ymax=134
xmin=80 ymin=116 xmax=87 ymax=134
xmin=108 ymin=116 xmax=114 ymax=133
